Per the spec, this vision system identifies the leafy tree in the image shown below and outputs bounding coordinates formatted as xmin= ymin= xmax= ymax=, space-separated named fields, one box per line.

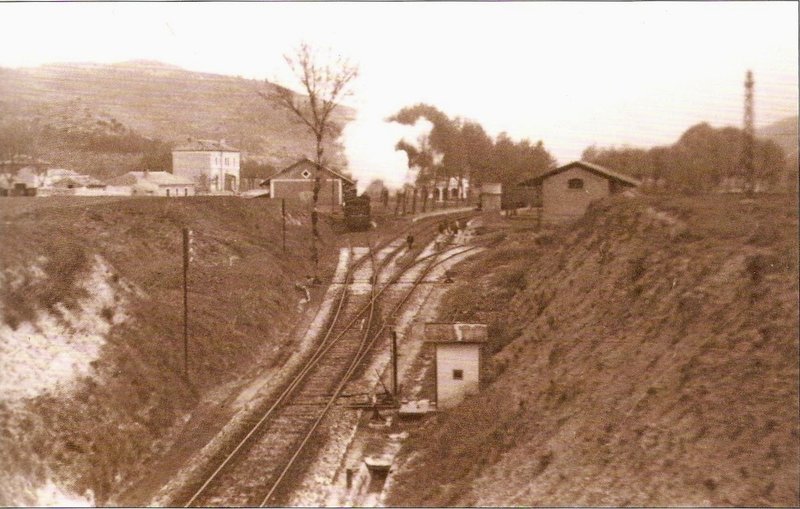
xmin=391 ymin=103 xmax=556 ymax=197
xmin=582 ymin=122 xmax=788 ymax=193
xmin=261 ymin=42 xmax=358 ymax=278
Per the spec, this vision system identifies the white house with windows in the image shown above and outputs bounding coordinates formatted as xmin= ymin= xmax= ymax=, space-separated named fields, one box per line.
xmin=172 ymin=139 xmax=240 ymax=193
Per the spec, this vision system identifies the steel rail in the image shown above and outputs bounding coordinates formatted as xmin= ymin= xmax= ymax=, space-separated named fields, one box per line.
xmin=183 ymin=233 xmax=406 ymax=507
xmin=181 ymin=216 xmax=479 ymax=507
xmin=258 ymin=243 xmax=481 ymax=506
xmin=258 ymin=240 xmax=381 ymax=505
xmin=183 ymin=243 xmax=362 ymax=507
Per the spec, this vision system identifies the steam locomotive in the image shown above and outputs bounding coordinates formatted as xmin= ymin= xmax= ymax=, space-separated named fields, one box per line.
xmin=343 ymin=193 xmax=372 ymax=231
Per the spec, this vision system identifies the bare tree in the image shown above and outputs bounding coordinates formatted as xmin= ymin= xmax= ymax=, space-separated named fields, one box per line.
xmin=260 ymin=42 xmax=358 ymax=278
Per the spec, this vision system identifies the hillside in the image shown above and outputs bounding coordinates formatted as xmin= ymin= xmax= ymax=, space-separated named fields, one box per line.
xmin=758 ymin=115 xmax=798 ymax=161
xmin=0 ymin=196 xmax=339 ymax=505
xmin=387 ymin=194 xmax=799 ymax=506
xmin=759 ymin=115 xmax=798 ymax=189
xmin=0 ymin=61 xmax=354 ymax=176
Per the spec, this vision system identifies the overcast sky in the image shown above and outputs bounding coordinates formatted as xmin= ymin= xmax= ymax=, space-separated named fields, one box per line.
xmin=0 ymin=1 xmax=797 ymax=163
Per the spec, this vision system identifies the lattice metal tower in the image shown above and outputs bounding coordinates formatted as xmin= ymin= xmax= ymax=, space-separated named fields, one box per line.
xmin=742 ymin=70 xmax=755 ymax=194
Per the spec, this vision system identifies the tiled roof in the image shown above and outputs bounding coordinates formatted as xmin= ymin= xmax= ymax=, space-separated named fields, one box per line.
xmin=269 ymin=157 xmax=355 ymax=184
xmin=172 ymin=139 xmax=239 ymax=152
xmin=424 ymin=323 xmax=488 ymax=343
xmin=518 ymin=160 xmax=641 ymax=187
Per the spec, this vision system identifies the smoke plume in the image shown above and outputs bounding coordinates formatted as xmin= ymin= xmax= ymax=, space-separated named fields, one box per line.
xmin=342 ymin=113 xmax=434 ymax=193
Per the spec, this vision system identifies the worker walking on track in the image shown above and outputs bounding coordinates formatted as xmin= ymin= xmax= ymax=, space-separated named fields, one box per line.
xmin=406 ymin=234 xmax=414 ymax=250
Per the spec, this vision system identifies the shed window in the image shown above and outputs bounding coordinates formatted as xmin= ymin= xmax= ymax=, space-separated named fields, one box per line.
xmin=452 ymin=369 xmax=463 ymax=380
xmin=568 ymin=178 xmax=584 ymax=189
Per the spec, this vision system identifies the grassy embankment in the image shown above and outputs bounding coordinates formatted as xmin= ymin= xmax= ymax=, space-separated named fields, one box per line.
xmin=0 ymin=196 xmax=339 ymax=505
xmin=387 ymin=193 xmax=799 ymax=507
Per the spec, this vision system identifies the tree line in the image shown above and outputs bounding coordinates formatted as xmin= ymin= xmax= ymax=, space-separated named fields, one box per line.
xmin=389 ymin=103 xmax=557 ymax=193
xmin=582 ymin=122 xmax=788 ymax=193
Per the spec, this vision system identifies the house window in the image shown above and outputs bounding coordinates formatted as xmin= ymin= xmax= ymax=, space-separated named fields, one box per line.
xmin=301 ymin=169 xmax=311 ymax=179
xmin=184 ymin=188 xmax=188 ymax=197
xmin=568 ymin=178 xmax=584 ymax=189
xmin=166 ymin=189 xmax=170 ymax=197
xmin=225 ymin=158 xmax=229 ymax=166
xmin=452 ymin=369 xmax=463 ymax=380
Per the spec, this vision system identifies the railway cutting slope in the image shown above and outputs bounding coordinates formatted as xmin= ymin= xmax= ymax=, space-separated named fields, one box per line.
xmin=387 ymin=193 xmax=799 ymax=507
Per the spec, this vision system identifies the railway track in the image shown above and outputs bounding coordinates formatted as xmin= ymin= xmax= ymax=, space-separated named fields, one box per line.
xmin=181 ymin=217 xmax=479 ymax=507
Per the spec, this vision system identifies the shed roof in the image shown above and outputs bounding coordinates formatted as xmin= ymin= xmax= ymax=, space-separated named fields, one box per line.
xmin=267 ymin=157 xmax=355 ymax=185
xmin=424 ymin=323 xmax=488 ymax=344
xmin=518 ymin=160 xmax=641 ymax=188
xmin=173 ymin=139 xmax=239 ymax=152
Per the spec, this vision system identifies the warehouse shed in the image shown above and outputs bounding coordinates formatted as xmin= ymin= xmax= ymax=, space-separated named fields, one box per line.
xmin=519 ymin=160 xmax=640 ymax=222
xmin=263 ymin=158 xmax=355 ymax=208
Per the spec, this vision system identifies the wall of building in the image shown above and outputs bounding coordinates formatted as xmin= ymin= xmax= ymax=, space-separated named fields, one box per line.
xmin=542 ymin=167 xmax=610 ymax=222
xmin=435 ymin=343 xmax=481 ymax=409
xmin=173 ymin=151 xmax=240 ymax=192
xmin=271 ymin=178 xmax=343 ymax=206
xmin=480 ymin=193 xmax=502 ymax=211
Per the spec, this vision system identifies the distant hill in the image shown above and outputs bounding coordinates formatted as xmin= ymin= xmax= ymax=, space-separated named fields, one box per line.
xmin=758 ymin=116 xmax=798 ymax=163
xmin=0 ymin=61 xmax=354 ymax=177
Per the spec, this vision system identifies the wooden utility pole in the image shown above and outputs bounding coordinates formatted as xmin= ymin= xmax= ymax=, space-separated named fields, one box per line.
xmin=391 ymin=329 xmax=399 ymax=398
xmin=281 ymin=198 xmax=286 ymax=253
xmin=743 ymin=70 xmax=755 ymax=196
xmin=331 ymin=178 xmax=336 ymax=213
xmin=182 ymin=227 xmax=190 ymax=380
xmin=411 ymin=188 xmax=417 ymax=214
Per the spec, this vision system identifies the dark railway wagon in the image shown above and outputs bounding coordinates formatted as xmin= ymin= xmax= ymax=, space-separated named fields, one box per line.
xmin=343 ymin=194 xmax=372 ymax=231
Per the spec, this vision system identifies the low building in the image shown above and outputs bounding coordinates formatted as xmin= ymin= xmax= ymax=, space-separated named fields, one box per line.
xmin=172 ymin=139 xmax=240 ymax=193
xmin=518 ymin=160 xmax=640 ymax=223
xmin=479 ymin=182 xmax=502 ymax=211
xmin=263 ymin=158 xmax=355 ymax=207
xmin=424 ymin=323 xmax=487 ymax=409
xmin=106 ymin=171 xmax=196 ymax=197
xmin=419 ymin=176 xmax=470 ymax=202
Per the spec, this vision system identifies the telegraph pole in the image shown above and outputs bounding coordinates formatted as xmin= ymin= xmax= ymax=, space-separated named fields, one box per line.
xmin=391 ymin=329 xmax=398 ymax=399
xmin=281 ymin=198 xmax=286 ymax=253
xmin=743 ymin=70 xmax=755 ymax=196
xmin=182 ymin=227 xmax=190 ymax=381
